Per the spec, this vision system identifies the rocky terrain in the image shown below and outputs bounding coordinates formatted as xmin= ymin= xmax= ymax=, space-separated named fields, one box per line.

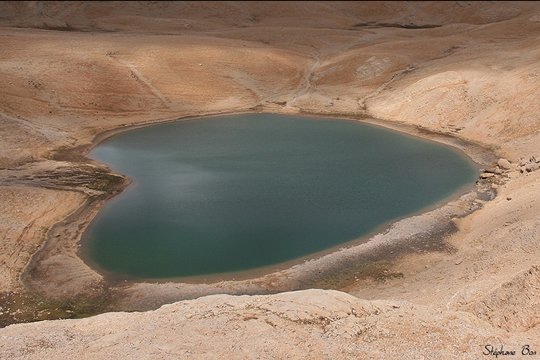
xmin=1 ymin=1 xmax=540 ymax=358
xmin=1 ymin=289 xmax=539 ymax=360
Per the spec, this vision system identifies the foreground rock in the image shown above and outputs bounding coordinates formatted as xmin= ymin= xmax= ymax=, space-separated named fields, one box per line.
xmin=519 ymin=156 xmax=540 ymax=173
xmin=497 ymin=158 xmax=513 ymax=170
xmin=0 ymin=289 xmax=537 ymax=360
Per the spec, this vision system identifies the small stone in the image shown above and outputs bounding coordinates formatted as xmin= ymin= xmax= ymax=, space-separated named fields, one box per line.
xmin=480 ymin=172 xmax=494 ymax=179
xmin=530 ymin=14 xmax=540 ymax=22
xmin=497 ymin=158 xmax=512 ymax=170
xmin=506 ymin=197 xmax=512 ymax=201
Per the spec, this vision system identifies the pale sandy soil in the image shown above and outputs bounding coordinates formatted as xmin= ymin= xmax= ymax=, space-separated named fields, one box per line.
xmin=1 ymin=1 xmax=540 ymax=358
xmin=0 ymin=186 xmax=84 ymax=290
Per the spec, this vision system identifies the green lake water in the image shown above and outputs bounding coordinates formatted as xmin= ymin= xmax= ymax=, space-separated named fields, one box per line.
xmin=83 ymin=113 xmax=477 ymax=279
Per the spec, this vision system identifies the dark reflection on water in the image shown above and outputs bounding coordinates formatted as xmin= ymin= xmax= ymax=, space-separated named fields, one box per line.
xmin=83 ymin=113 xmax=477 ymax=278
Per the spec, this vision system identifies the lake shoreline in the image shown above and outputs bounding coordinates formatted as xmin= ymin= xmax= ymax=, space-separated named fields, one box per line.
xmin=19 ymin=107 xmax=500 ymax=316
xmin=79 ymin=112 xmax=480 ymax=280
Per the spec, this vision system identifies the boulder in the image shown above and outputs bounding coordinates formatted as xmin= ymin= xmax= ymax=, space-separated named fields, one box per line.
xmin=497 ymin=158 xmax=512 ymax=170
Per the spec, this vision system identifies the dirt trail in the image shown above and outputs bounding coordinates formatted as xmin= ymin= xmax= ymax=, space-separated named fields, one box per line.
xmin=109 ymin=56 xmax=172 ymax=109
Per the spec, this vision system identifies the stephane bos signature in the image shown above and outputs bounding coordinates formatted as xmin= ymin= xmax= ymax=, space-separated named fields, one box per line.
xmin=484 ymin=345 xmax=537 ymax=357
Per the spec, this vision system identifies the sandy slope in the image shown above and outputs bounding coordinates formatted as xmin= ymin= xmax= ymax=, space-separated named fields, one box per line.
xmin=1 ymin=1 xmax=540 ymax=358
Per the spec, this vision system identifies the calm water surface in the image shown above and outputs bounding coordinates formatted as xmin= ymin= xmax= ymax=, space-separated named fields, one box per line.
xmin=83 ymin=113 xmax=477 ymax=279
